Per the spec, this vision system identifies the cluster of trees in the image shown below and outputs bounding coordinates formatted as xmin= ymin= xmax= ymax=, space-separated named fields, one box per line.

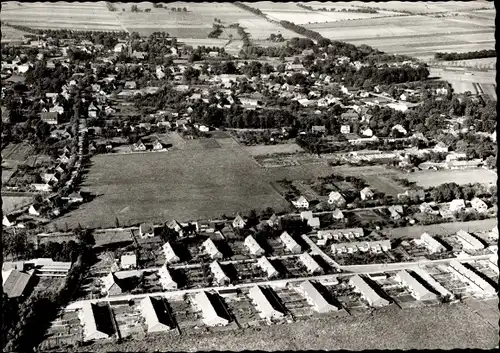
xmin=208 ymin=23 xmax=224 ymax=38
xmin=279 ymin=20 xmax=325 ymax=42
xmin=267 ymin=33 xmax=285 ymax=42
xmin=233 ymin=2 xmax=266 ymax=18
xmin=236 ymin=24 xmax=252 ymax=49
xmin=105 ymin=2 xmax=116 ymax=11
xmin=427 ymin=182 xmax=492 ymax=203
xmin=434 ymin=49 xmax=496 ymax=61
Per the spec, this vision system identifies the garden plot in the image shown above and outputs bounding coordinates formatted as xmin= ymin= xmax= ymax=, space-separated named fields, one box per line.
xmin=38 ymin=310 xmax=83 ymax=351
xmin=321 ymin=280 xmax=370 ymax=314
xmin=232 ymin=260 xmax=269 ymax=284
xmin=423 ymin=264 xmax=476 ymax=299
xmin=111 ymin=302 xmax=146 ymax=339
xmin=273 ymin=286 xmax=315 ymax=319
xmin=369 ymin=273 xmax=423 ymax=308
xmin=279 ymin=257 xmax=312 ymax=278
xmin=176 ymin=266 xmax=211 ymax=289
xmin=244 ymin=144 xmax=305 ymax=157
xmin=465 ymin=260 xmax=499 ymax=285
xmin=222 ymin=289 xmax=267 ymax=328
xmin=165 ymin=297 xmax=204 ymax=335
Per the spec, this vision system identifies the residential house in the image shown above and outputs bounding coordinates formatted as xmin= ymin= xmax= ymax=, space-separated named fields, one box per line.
xmin=232 ymin=214 xmax=246 ymax=229
xmin=340 ymin=125 xmax=351 ymax=134
xmin=361 ymin=127 xmax=373 ymax=137
xmin=449 ymin=260 xmax=495 ymax=296
xmin=292 ymin=196 xmax=309 ymax=209
xmin=120 ymin=254 xmax=137 ymax=270
xmin=152 ymin=140 xmax=164 ymax=151
xmin=88 ymin=102 xmax=98 ymax=118
xmin=244 ymin=235 xmax=265 ymax=256
xmin=41 ymin=111 xmax=59 ymax=125
xmin=280 ymin=231 xmax=301 ymax=254
xmin=470 ymin=197 xmax=488 ymax=213
xmin=256 ymin=257 xmax=279 ymax=279
xmin=311 ymin=125 xmax=326 ymax=134
xmin=391 ymin=124 xmax=407 ymax=135
xmin=388 ymin=205 xmax=404 ymax=220
xmin=433 ymin=142 xmax=449 ymax=153
xmin=68 ymin=192 xmax=83 ymax=203
xmin=349 ymin=275 xmax=390 ymax=307
xmin=299 ymin=252 xmax=323 ymax=275
xmin=193 ymin=291 xmax=229 ymax=327
xmin=398 ymin=189 xmax=425 ymax=202
xmin=28 ymin=204 xmax=42 ymax=216
xmin=266 ymin=214 xmax=279 ymax=227
xmin=202 ymin=238 xmax=223 ymax=260
xmin=248 ymin=286 xmax=285 ymax=322
xmin=332 ymin=208 xmax=344 ymax=220
xmin=2 ymin=269 xmax=33 ymax=298
xmin=210 ymin=261 xmax=230 ymax=286
xmin=308 ymin=217 xmax=320 ymax=229
xmin=449 ymin=199 xmax=466 ymax=213
xmin=139 ymin=223 xmax=155 ymax=238
xmin=419 ymin=202 xmax=439 ymax=215
xmin=124 ymin=81 xmax=137 ymax=89
xmin=420 ymin=233 xmax=446 ymax=253
xmin=360 ymin=187 xmax=374 ymax=201
xmin=162 ymin=242 xmax=180 ymax=264
xmin=328 ymin=191 xmax=346 ymax=207
xmin=158 ymin=265 xmax=177 ymax=290
xmin=456 ymin=229 xmax=485 ymax=251
xmin=396 ymin=270 xmax=438 ymax=301
xmin=101 ymin=272 xmax=123 ymax=296
xmin=300 ymin=211 xmax=313 ymax=221
xmin=299 ymin=280 xmax=339 ymax=313
xmin=139 ymin=296 xmax=172 ymax=333
xmin=132 ymin=141 xmax=147 ymax=152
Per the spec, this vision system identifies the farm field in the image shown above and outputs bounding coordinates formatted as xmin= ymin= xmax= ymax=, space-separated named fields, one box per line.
xmin=406 ymin=168 xmax=497 ymax=188
xmin=50 ymin=146 xmax=332 ymax=229
xmin=114 ymin=2 xmax=302 ymax=41
xmin=64 ymin=303 xmax=497 ymax=352
xmin=342 ymin=1 xmax=494 ymax=14
xmin=1 ymin=2 xmax=125 ymax=31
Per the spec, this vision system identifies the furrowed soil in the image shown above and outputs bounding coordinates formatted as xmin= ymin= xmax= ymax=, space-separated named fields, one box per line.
xmin=58 ymin=303 xmax=497 ymax=352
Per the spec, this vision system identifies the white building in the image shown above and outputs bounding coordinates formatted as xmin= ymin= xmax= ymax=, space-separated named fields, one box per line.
xmin=298 ymin=280 xmax=339 ymax=313
xmin=244 ymin=235 xmax=265 ymax=256
xmin=120 ymin=254 xmax=137 ymax=270
xmin=349 ymin=275 xmax=390 ymax=307
xmin=280 ymin=231 xmax=301 ymax=254
xmin=162 ymin=242 xmax=180 ymax=264
xmin=456 ymin=229 xmax=485 ymax=251
xmin=470 ymin=198 xmax=488 ymax=213
xmin=158 ymin=265 xmax=177 ymax=290
xmin=209 ymin=261 xmax=230 ymax=286
xmin=248 ymin=286 xmax=285 ymax=322
xmin=79 ymin=302 xmax=110 ymax=341
xmin=420 ymin=233 xmax=446 ymax=253
xmin=140 ymin=296 xmax=172 ymax=333
xmin=328 ymin=191 xmax=346 ymax=207
xmin=395 ymin=270 xmax=438 ymax=301
xmin=449 ymin=260 xmax=495 ymax=296
xmin=449 ymin=199 xmax=466 ymax=213
xmin=232 ymin=214 xmax=246 ymax=229
xmin=299 ymin=252 xmax=323 ymax=274
xmin=193 ymin=291 xmax=229 ymax=327
xmin=292 ymin=196 xmax=309 ymax=209
xmin=256 ymin=256 xmax=279 ymax=279
xmin=202 ymin=238 xmax=223 ymax=260
xmin=360 ymin=187 xmax=374 ymax=201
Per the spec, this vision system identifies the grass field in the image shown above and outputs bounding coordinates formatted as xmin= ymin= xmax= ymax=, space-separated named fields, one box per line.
xmin=244 ymin=143 xmax=304 ymax=156
xmin=63 ymin=303 xmax=497 ymax=351
xmin=50 ymin=146 xmax=332 ymax=229
xmin=406 ymin=169 xmax=497 ymax=188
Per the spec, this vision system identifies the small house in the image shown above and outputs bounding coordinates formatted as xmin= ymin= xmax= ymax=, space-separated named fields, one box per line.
xmin=449 ymin=199 xmax=466 ymax=213
xmin=140 ymin=223 xmax=155 ymax=238
xmin=360 ymin=187 xmax=374 ymax=201
xmin=280 ymin=231 xmax=301 ymax=254
xmin=41 ymin=111 xmax=59 ymax=125
xmin=120 ymin=253 xmax=137 ymax=270
xmin=244 ymin=235 xmax=265 ymax=256
xmin=332 ymin=208 xmax=344 ymax=220
xmin=292 ymin=196 xmax=309 ymax=209
xmin=328 ymin=191 xmax=346 ymax=207
xmin=232 ymin=214 xmax=246 ymax=229
xmin=311 ymin=125 xmax=326 ymax=134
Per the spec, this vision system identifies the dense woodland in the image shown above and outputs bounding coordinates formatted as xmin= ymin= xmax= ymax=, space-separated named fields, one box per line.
xmin=434 ymin=49 xmax=496 ymax=61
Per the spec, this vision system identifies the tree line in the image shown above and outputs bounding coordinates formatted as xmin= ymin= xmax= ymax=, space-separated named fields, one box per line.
xmin=434 ymin=49 xmax=496 ymax=61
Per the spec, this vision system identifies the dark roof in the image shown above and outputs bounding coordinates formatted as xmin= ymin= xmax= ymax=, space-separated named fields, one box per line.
xmin=3 ymin=270 xmax=32 ymax=298
xmin=41 ymin=111 xmax=58 ymax=120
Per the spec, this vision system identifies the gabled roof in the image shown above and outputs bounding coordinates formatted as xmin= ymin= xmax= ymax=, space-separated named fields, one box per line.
xmin=2 ymin=269 xmax=31 ymax=298
xmin=300 ymin=280 xmax=339 ymax=313
xmin=140 ymin=296 xmax=172 ymax=333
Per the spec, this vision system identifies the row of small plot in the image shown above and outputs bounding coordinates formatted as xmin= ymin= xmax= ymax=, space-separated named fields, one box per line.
xmin=160 ymin=232 xmax=331 ymax=289
xmin=63 ymin=253 xmax=498 ymax=345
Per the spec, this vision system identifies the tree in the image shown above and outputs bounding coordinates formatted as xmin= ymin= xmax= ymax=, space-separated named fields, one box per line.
xmin=130 ymin=5 xmax=138 ymax=12
xmin=183 ymin=7 xmax=187 ymax=12
xmin=115 ymin=217 xmax=120 ymax=228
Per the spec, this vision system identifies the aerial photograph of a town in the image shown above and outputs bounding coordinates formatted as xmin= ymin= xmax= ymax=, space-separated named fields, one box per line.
xmin=0 ymin=1 xmax=498 ymax=352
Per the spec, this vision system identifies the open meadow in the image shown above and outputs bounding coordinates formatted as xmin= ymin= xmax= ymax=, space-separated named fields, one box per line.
xmin=50 ymin=145 xmax=332 ymax=229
